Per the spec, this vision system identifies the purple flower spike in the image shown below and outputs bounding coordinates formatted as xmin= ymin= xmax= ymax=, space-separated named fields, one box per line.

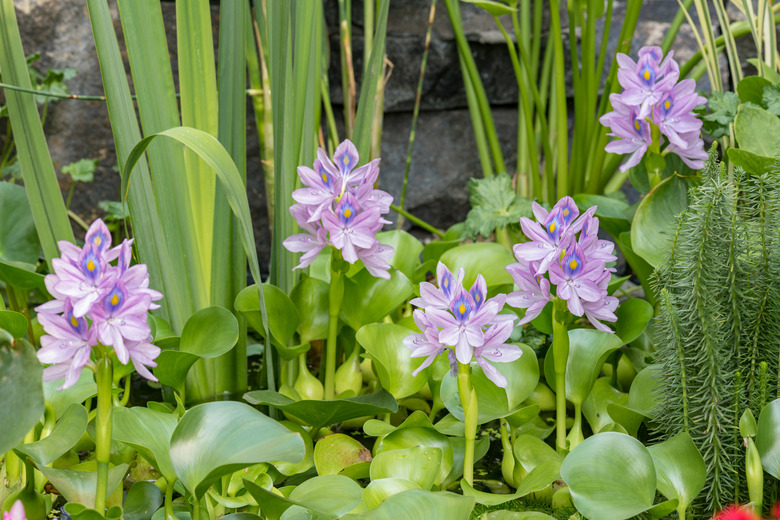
xmin=403 ymin=310 xmax=448 ymax=376
xmin=37 ymin=301 xmax=96 ymax=390
xmin=92 ymin=282 xmax=153 ymax=364
xmin=410 ymin=262 xmax=465 ymax=310
xmin=474 ymin=319 xmax=523 ymax=388
xmin=549 ymin=243 xmax=605 ymax=316
xmin=506 ymin=262 xmax=551 ymax=325
xmin=582 ymin=271 xmax=619 ymax=332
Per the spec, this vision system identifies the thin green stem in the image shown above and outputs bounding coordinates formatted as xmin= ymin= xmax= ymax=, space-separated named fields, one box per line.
xmin=94 ymin=354 xmax=113 ymax=514
xmin=164 ymin=479 xmax=177 ymax=520
xmin=552 ymin=298 xmax=570 ymax=454
xmin=549 ymin=0 xmax=568 ymax=198
xmin=325 ymin=263 xmax=345 ymax=400
xmin=390 ymin=204 xmax=444 ymax=237
xmin=457 ymin=361 xmax=478 ymax=486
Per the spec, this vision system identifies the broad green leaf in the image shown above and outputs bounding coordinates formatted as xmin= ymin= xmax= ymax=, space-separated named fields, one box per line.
xmin=356 ymin=323 xmax=429 ymax=399
xmin=582 ymin=378 xmax=628 ymax=434
xmin=341 ymin=489 xmax=474 ymax=520
xmin=123 ymin=481 xmax=163 ymax=520
xmin=573 ymin=194 xmax=631 ymax=239
xmin=460 ymin=459 xmax=560 ymax=505
xmin=561 ymin=432 xmax=656 ymax=520
xmin=647 ymin=432 xmax=706 ymax=515
xmin=512 ymin=434 xmax=562 ymax=472
xmin=628 ymin=364 xmax=663 ymax=417
xmin=0 ymin=260 xmax=45 ymax=290
xmin=376 ymin=231 xmax=424 ymax=280
xmin=632 ymin=174 xmax=697 ymax=268
xmin=243 ymin=389 xmax=397 ymax=432
xmin=375 ymin=423 xmax=453 ymax=486
xmin=543 ymin=329 xmax=624 ymax=406
xmin=604 ymin=403 xmax=644 ymax=437
xmin=112 ymin=406 xmax=178 ymax=482
xmin=341 ymin=269 xmax=414 ymax=331
xmin=422 ymin=240 xmax=460 ymax=264
xmin=44 ymin=368 xmax=97 ymax=419
xmin=243 ymin=475 xmax=361 ymax=520
xmin=370 ymin=447 xmax=442 ymax=489
xmin=614 ymin=299 xmax=654 ymax=344
xmin=737 ymin=76 xmax=771 ymax=104
xmin=440 ymin=242 xmax=515 ymax=288
xmin=0 ymin=182 xmax=40 ymax=265
xmin=313 ymin=434 xmax=372 ymax=477
xmin=170 ymin=401 xmax=305 ymax=498
xmin=0 ymin=311 xmax=27 ymax=338
xmin=727 ymin=148 xmax=777 ymax=176
xmin=64 ymin=504 xmax=122 ymax=520
xmin=441 ymin=345 xmax=538 ymax=423
xmin=734 ymin=104 xmax=780 ymax=157
xmin=0 ymin=336 xmax=44 ymax=454
xmin=37 ymin=463 xmax=128 ymax=509
xmin=362 ymin=479 xmax=420 ymax=510
xmin=461 ymin=0 xmax=517 ymax=16
xmin=235 ymin=283 xmax=299 ymax=345
xmin=756 ymin=398 xmax=780 ymax=478
xmin=275 ymin=421 xmax=314 ymax=476
xmin=290 ymin=275 xmax=329 ymax=343
xmin=15 ymin=404 xmax=87 ymax=465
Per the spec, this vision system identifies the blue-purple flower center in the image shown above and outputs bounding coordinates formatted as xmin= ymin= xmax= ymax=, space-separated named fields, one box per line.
xmin=560 ymin=204 xmax=577 ymax=226
xmin=545 ymin=211 xmax=564 ymax=241
xmin=89 ymin=230 xmax=109 ymax=253
xmin=639 ymin=63 xmax=656 ymax=86
xmin=661 ymin=95 xmax=673 ymax=117
xmin=450 ymin=290 xmax=474 ymax=324
xmin=80 ymin=247 xmax=102 ymax=283
xmin=335 ymin=150 xmax=356 ymax=175
xmin=632 ymin=116 xmax=647 ymax=138
xmin=67 ymin=310 xmax=87 ymax=336
xmin=563 ymin=247 xmax=584 ymax=278
xmin=104 ymin=285 xmax=125 ymax=314
xmin=336 ymin=195 xmax=358 ymax=226
xmin=441 ymin=272 xmax=454 ymax=299
xmin=470 ymin=286 xmax=484 ymax=311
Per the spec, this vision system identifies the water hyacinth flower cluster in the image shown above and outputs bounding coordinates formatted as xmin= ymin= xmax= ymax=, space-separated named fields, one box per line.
xmin=283 ymin=139 xmax=395 ymax=279
xmin=404 ymin=262 xmax=522 ymax=387
xmin=506 ymin=197 xmax=619 ymax=332
xmin=600 ymin=46 xmax=708 ymax=171
xmin=36 ymin=219 xmax=162 ymax=389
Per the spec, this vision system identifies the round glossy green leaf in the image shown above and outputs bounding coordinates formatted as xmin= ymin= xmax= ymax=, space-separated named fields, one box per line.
xmin=64 ymin=504 xmax=122 ymax=520
xmin=572 ymin=194 xmax=631 ymax=240
xmin=341 ymin=269 xmax=414 ymax=331
xmin=561 ymin=432 xmax=656 ymax=520
xmin=376 ymin=230 xmax=423 ymax=280
xmin=543 ymin=329 xmax=624 ymax=406
xmin=756 ymin=398 xmax=780 ymax=478
xmin=314 ymin=433 xmax=372 ymax=476
xmin=290 ymin=275 xmax=329 ymax=343
xmin=0 ymin=336 xmax=44 ymax=454
xmin=512 ymin=434 xmax=562 ymax=472
xmin=375 ymin=426 xmax=453 ymax=486
xmin=631 ymin=174 xmax=698 ymax=268
xmin=112 ymin=406 xmax=178 ymax=481
xmin=647 ymin=432 xmax=706 ymax=514
xmin=0 ymin=311 xmax=27 ymax=338
xmin=342 ymin=489 xmax=474 ymax=520
xmin=370 ymin=446 xmax=443 ymax=489
xmin=734 ymin=104 xmax=780 ymax=157
xmin=15 ymin=404 xmax=87 ymax=465
xmin=0 ymin=259 xmax=45 ymax=290
xmin=439 ymin=242 xmax=514 ymax=288
xmin=582 ymin=378 xmax=628 ymax=434
xmin=154 ymin=306 xmax=238 ymax=391
xmin=236 ymin=283 xmax=299 ymax=345
xmin=461 ymin=0 xmax=517 ymax=15
xmin=441 ymin=345 xmax=538 ymax=424
xmin=274 ymin=421 xmax=314 ymax=476
xmin=628 ymin=364 xmax=663 ymax=417
xmin=727 ymin=148 xmax=776 ymax=177
xmin=44 ymin=368 xmax=97 ymax=419
xmin=356 ymin=323 xmax=429 ymax=399
xmin=514 ymin=415 xmax=555 ymax=440
xmin=288 ymin=475 xmax=363 ymax=517
xmin=243 ymin=388 xmax=397 ymax=431
xmin=37 ymin=462 xmax=128 ymax=509
xmin=604 ymin=403 xmax=644 ymax=437
xmin=614 ymin=299 xmax=654 ymax=345
xmin=362 ymin=478 xmax=420 ymax=510
xmin=0 ymin=182 xmax=40 ymax=264
xmin=170 ymin=401 xmax=305 ymax=498
xmin=123 ymin=481 xmax=163 ymax=520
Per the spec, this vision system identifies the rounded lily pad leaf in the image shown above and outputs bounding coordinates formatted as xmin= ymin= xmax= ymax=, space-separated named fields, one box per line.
xmin=37 ymin=462 xmax=128 ymax=509
xmin=375 ymin=426 xmax=453 ymax=486
xmin=341 ymin=489 xmax=475 ymax=520
xmin=628 ymin=364 xmax=663 ymax=417
xmin=614 ymin=298 xmax=654 ymax=345
xmin=123 ymin=481 xmax=163 ymax=520
xmin=112 ymin=406 xmax=178 ymax=482
xmin=314 ymin=434 xmax=371 ymax=476
xmin=44 ymin=368 xmax=97 ymax=419
xmin=647 ymin=432 xmax=706 ymax=515
xmin=756 ymin=398 xmax=780 ymax=478
xmin=362 ymin=478 xmax=420 ymax=510
xmin=287 ymin=475 xmax=364 ymax=517
xmin=370 ymin=446 xmax=443 ymax=490
xmin=561 ymin=432 xmax=656 ymax=520
xmin=512 ymin=434 xmax=562 ymax=473
xmin=0 ymin=311 xmax=27 ymax=338
xmin=15 ymin=404 xmax=87 ymax=465
xmin=236 ymin=284 xmax=299 ymax=345
xmin=0 ymin=336 xmax=44 ymax=454
xmin=439 ymin=242 xmax=514 ymax=288
xmin=543 ymin=329 xmax=624 ymax=406
xmin=376 ymin=230 xmax=423 ymax=280
xmin=290 ymin=275 xmax=329 ymax=343
xmin=356 ymin=323 xmax=429 ymax=399
xmin=170 ymin=401 xmax=305 ymax=498
xmin=340 ymin=269 xmax=414 ymax=331
xmin=441 ymin=344 xmax=538 ymax=424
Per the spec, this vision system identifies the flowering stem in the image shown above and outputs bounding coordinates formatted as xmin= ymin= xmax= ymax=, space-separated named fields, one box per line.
xmin=552 ymin=298 xmax=570 ymax=454
xmin=94 ymin=354 xmax=113 ymax=513
xmin=457 ymin=361 xmax=478 ymax=486
xmin=324 ymin=263 xmax=346 ymax=400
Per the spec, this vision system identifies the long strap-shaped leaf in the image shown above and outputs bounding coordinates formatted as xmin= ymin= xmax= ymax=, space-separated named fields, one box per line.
xmin=121 ymin=127 xmax=270 ymax=362
xmin=0 ymin=0 xmax=74 ymax=266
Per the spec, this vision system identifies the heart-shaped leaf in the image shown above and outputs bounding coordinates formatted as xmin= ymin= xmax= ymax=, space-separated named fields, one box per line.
xmin=123 ymin=481 xmax=163 ymax=520
xmin=15 ymin=404 xmax=87 ymax=465
xmin=170 ymin=401 xmax=305 ymax=498
xmin=341 ymin=269 xmax=414 ymax=331
xmin=614 ymin=299 xmax=654 ymax=345
xmin=376 ymin=231 xmax=423 ymax=280
xmin=235 ymin=284 xmax=299 ymax=345
xmin=362 ymin=478 xmax=420 ymax=510
xmin=582 ymin=378 xmax=627 ymax=434
xmin=627 ymin=364 xmax=663 ymax=417
xmin=561 ymin=432 xmax=656 ymax=520
xmin=37 ymin=462 xmax=128 ymax=509
xmin=370 ymin=446 xmax=443 ymax=490
xmin=439 ymin=242 xmax=515 ymax=288
xmin=460 ymin=458 xmax=560 ymax=505
xmin=0 ymin=336 xmax=44 ymax=454
xmin=0 ymin=311 xmax=27 ymax=338
xmin=314 ymin=434 xmax=372 ymax=476
xmin=375 ymin=424 xmax=453 ymax=486
xmin=647 ymin=432 xmax=706 ymax=516
xmin=243 ymin=388 xmax=397 ymax=432
xmin=112 ymin=406 xmax=178 ymax=482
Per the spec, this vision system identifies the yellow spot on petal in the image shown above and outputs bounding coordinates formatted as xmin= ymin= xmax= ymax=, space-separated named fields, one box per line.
xmin=664 ymin=99 xmax=671 ymax=110
xmin=569 ymin=259 xmax=578 ymax=270
xmin=343 ymin=155 xmax=350 ymax=166
xmin=563 ymin=208 xmax=569 ymax=216
xmin=111 ymin=293 xmax=119 ymax=306
xmin=549 ymin=222 xmax=556 ymax=233
xmin=459 ymin=303 xmax=466 ymax=314
xmin=643 ymin=69 xmax=650 ymax=81
xmin=71 ymin=316 xmax=79 ymax=327
xmin=94 ymin=236 xmax=101 ymax=246
xmin=634 ymin=120 xmax=641 ymax=131
xmin=321 ymin=172 xmax=328 ymax=183
xmin=344 ymin=208 xmax=352 ymax=218
xmin=87 ymin=260 xmax=95 ymax=272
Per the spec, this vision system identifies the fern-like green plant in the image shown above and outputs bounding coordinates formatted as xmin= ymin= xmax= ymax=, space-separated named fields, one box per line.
xmin=652 ymin=146 xmax=780 ymax=516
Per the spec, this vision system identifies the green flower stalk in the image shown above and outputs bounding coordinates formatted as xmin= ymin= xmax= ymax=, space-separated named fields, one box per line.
xmin=457 ymin=362 xmax=479 ymax=486
xmin=94 ymin=354 xmax=113 ymax=513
